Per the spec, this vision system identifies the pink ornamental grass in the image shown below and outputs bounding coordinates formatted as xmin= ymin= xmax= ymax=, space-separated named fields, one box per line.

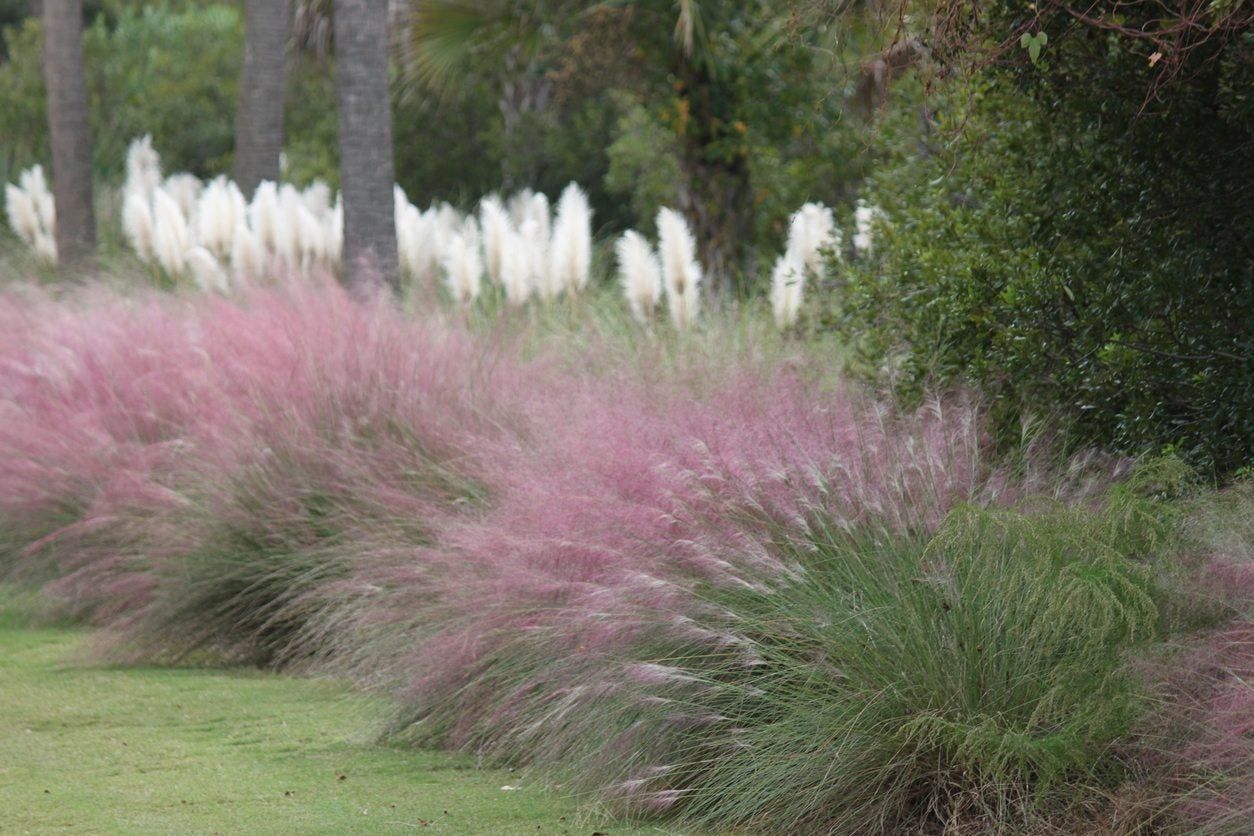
xmin=0 ymin=277 xmax=529 ymax=633
xmin=328 ymin=359 xmax=1119 ymax=760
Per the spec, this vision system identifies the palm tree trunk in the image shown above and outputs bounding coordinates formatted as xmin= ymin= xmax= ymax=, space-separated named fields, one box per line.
xmin=233 ymin=0 xmax=289 ymax=200
xmin=675 ymin=59 xmax=753 ymax=297
xmin=334 ymin=0 xmax=398 ymax=294
xmin=43 ymin=0 xmax=95 ymax=264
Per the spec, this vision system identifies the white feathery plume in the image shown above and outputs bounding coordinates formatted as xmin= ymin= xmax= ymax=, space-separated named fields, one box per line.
xmin=518 ymin=217 xmax=547 ymax=297
xmin=525 ymin=191 xmax=550 ymax=244
xmin=460 ymin=215 xmax=481 ymax=252
xmin=393 ymin=184 xmax=410 ymax=224
xmin=194 ymin=176 xmax=242 ymax=259
xmin=507 ymin=188 xmax=533 ymax=227
xmin=411 ymin=209 xmax=440 ymax=284
xmin=122 ymin=191 xmax=156 ymax=262
xmin=433 ymin=203 xmax=461 ymax=245
xmin=301 ymin=180 xmax=332 ymax=218
xmin=249 ymin=181 xmax=281 ymax=253
xmin=853 ymin=199 xmax=884 ymax=256
xmin=295 ymin=202 xmax=326 ymax=272
xmin=442 ymin=233 xmax=482 ymax=306
xmin=20 ymin=165 xmax=55 ymax=236
xmin=479 ymin=194 xmax=512 ymax=284
xmin=786 ymin=202 xmax=838 ymax=276
xmin=397 ymin=202 xmax=424 ymax=281
xmin=616 ymin=230 xmax=662 ymax=322
xmin=770 ymin=253 xmax=806 ymax=329
xmin=326 ymin=196 xmax=344 ymax=268
xmin=124 ymin=135 xmax=162 ymax=202
xmin=656 ymin=207 xmax=702 ymax=329
xmin=32 ymin=230 xmax=58 ymax=265
xmin=230 ymin=221 xmax=265 ymax=281
xmin=548 ymin=182 xmax=592 ymax=296
xmin=187 ymin=244 xmax=230 ymax=293
xmin=273 ymin=184 xmax=304 ymax=267
xmin=163 ymin=173 xmax=202 ymax=221
xmin=4 ymin=183 xmax=39 ymax=246
xmin=499 ymin=227 xmax=532 ymax=306
xmin=152 ymin=187 xmax=190 ymax=275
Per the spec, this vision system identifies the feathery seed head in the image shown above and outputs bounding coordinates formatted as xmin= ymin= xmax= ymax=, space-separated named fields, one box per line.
xmin=616 ymin=230 xmax=663 ymax=322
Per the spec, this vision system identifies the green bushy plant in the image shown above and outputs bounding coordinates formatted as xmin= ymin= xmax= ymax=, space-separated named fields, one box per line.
xmin=840 ymin=68 xmax=1252 ymax=476
xmin=0 ymin=5 xmax=242 ymax=180
xmin=553 ymin=486 xmax=1184 ymax=832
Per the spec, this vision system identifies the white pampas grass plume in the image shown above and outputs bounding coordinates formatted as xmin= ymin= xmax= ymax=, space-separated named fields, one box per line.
xmin=786 ymin=202 xmax=838 ymax=276
xmin=20 ymin=165 xmax=55 ymax=236
xmin=152 ymin=187 xmax=190 ymax=275
xmin=770 ymin=253 xmax=806 ymax=329
xmin=460 ymin=215 xmax=481 ymax=252
xmin=295 ymin=202 xmax=327 ymax=272
xmin=122 ymin=191 xmax=156 ymax=262
xmin=163 ymin=173 xmax=202 ymax=221
xmin=393 ymin=184 xmax=410 ymax=223
xmin=230 ymin=221 xmax=265 ymax=280
xmin=518 ymin=218 xmax=547 ymax=296
xmin=326 ymin=196 xmax=344 ymax=268
xmin=525 ymin=191 xmax=550 ymax=243
xmin=479 ymin=194 xmax=512 ymax=284
xmin=124 ymin=135 xmax=162 ymax=202
xmin=249 ymin=181 xmax=281 ymax=253
xmin=412 ymin=209 xmax=439 ymax=284
xmin=32 ymin=230 xmax=58 ymax=265
xmin=616 ymin=230 xmax=662 ymax=322
xmin=500 ymin=228 xmax=532 ymax=306
xmin=6 ymin=166 xmax=57 ymax=264
xmin=548 ymin=182 xmax=592 ymax=296
xmin=442 ymin=233 xmax=482 ymax=306
xmin=433 ymin=203 xmax=461 ymax=246
xmin=656 ymin=207 xmax=702 ymax=329
xmin=5 ymin=183 xmax=39 ymax=246
xmin=194 ymin=176 xmax=244 ymax=259
xmin=397 ymin=202 xmax=424 ymax=281
xmin=273 ymin=184 xmax=304 ymax=267
xmin=853 ymin=199 xmax=885 ymax=256
xmin=187 ymin=245 xmax=230 ymax=293
xmin=301 ymin=180 xmax=332 ymax=218
xmin=507 ymin=188 xmax=533 ymax=227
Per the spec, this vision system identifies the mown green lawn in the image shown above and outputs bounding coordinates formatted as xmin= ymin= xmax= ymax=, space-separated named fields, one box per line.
xmin=0 ymin=606 xmax=674 ymax=835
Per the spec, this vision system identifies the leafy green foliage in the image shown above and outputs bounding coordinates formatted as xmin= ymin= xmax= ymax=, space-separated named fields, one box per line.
xmin=0 ymin=6 xmax=242 ymax=180
xmin=841 ymin=63 xmax=1252 ymax=475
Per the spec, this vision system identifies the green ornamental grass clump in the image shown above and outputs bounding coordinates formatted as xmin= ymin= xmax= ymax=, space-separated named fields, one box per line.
xmin=550 ymin=485 xmax=1181 ymax=832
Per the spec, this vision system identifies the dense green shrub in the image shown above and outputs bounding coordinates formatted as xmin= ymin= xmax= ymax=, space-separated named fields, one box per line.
xmin=841 ymin=56 xmax=1252 ymax=475
xmin=0 ymin=5 xmax=242 ymax=180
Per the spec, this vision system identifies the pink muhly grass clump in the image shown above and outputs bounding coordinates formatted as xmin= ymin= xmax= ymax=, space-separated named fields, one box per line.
xmin=0 ymin=278 xmax=527 ymax=641
xmin=348 ymin=357 xmax=1117 ymax=767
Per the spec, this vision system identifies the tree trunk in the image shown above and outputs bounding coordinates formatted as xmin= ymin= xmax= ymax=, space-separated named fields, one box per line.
xmin=678 ymin=151 xmax=752 ymax=298
xmin=42 ymin=0 xmax=94 ymax=264
xmin=675 ymin=59 xmax=753 ymax=297
xmin=233 ymin=0 xmax=289 ymax=200
xmin=334 ymin=0 xmax=398 ymax=294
